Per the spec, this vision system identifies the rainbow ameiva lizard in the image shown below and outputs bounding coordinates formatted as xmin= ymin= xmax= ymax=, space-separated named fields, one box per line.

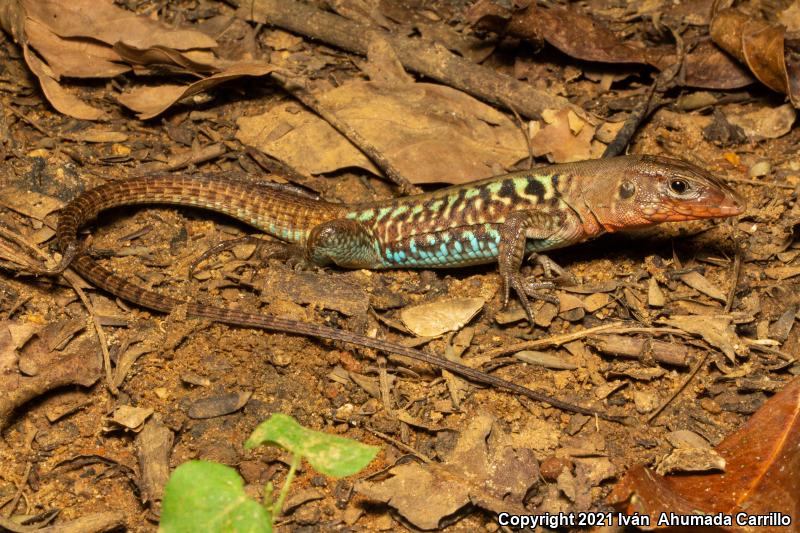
xmin=50 ymin=155 xmax=744 ymax=420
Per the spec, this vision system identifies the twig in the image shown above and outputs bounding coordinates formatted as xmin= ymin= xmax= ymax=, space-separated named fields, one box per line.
xmin=647 ymin=351 xmax=708 ymax=424
xmin=724 ymin=251 xmax=741 ymax=313
xmin=1 ymin=421 xmax=36 ymax=517
xmin=503 ymin=99 xmax=535 ymax=170
xmin=364 ymin=426 xmax=433 ymax=464
xmin=63 ymin=270 xmax=117 ymax=395
xmin=6 ymin=105 xmax=55 ymax=138
xmin=603 ymin=83 xmax=659 ymax=158
xmin=480 ymin=323 xmax=689 ymax=359
xmin=744 ymin=339 xmax=795 ymax=362
xmin=237 ymin=0 xmax=574 ymax=119
xmin=243 ymin=147 xmax=327 ymax=194
xmin=722 ymin=175 xmax=795 ymax=189
xmin=603 ymin=27 xmax=686 ymax=157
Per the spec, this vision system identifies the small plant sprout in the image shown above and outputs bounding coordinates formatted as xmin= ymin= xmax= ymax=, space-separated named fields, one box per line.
xmin=159 ymin=414 xmax=380 ymax=533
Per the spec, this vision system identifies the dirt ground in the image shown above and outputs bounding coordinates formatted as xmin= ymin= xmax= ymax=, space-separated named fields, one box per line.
xmin=0 ymin=0 xmax=798 ymax=532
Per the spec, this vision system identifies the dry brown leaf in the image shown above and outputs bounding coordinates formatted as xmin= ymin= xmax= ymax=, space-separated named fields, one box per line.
xmin=356 ymin=414 xmax=538 ymax=529
xmin=0 ymin=185 xmax=64 ymax=220
xmin=467 ymin=1 xmax=752 ymax=90
xmin=530 ymin=108 xmax=597 ymax=163
xmin=363 ymin=32 xmax=414 ymax=85
xmin=70 ymin=129 xmax=129 ymax=143
xmin=236 ymin=81 xmax=529 ymax=184
xmin=609 ymin=376 xmax=800 ymax=532
xmin=679 ymin=271 xmax=726 ymax=302
xmin=711 ymin=7 xmax=800 ymax=107
xmin=22 ymin=45 xmax=107 ymax=120
xmin=646 ymin=40 xmax=755 ymax=91
xmin=507 ymin=4 xmax=648 ymax=64
xmin=514 ymin=350 xmax=577 ymax=370
xmin=0 ymin=0 xmax=224 ymax=120
xmin=23 ymin=0 xmax=216 ymax=50
xmin=659 ymin=315 xmax=744 ymax=363
xmin=117 ymin=62 xmax=276 ymax=119
xmin=25 ymin=17 xmax=129 ymax=78
xmin=113 ymin=42 xmax=220 ymax=75
xmin=106 ymin=405 xmax=153 ymax=432
xmin=467 ymin=1 xmax=646 ymax=64
xmin=763 ymin=266 xmax=800 ymax=281
xmin=400 ymin=297 xmax=485 ymax=337
xmin=724 ymin=104 xmax=796 ymax=141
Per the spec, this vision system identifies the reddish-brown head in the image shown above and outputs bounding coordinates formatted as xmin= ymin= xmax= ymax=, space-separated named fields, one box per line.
xmin=579 ymin=155 xmax=745 ymax=232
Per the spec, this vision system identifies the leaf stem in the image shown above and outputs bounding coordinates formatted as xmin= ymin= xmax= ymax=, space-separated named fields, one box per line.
xmin=273 ymin=453 xmax=301 ymax=517
xmin=263 ymin=481 xmax=274 ymax=523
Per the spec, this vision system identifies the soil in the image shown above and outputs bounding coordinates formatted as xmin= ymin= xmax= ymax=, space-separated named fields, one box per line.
xmin=0 ymin=0 xmax=798 ymax=532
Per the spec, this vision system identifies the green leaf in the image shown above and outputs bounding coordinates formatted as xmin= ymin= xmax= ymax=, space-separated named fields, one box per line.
xmin=245 ymin=414 xmax=379 ymax=478
xmin=159 ymin=461 xmax=271 ymax=533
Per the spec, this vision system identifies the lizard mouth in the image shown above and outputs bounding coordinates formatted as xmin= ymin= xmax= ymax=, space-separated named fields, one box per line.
xmin=641 ymin=190 xmax=746 ymax=222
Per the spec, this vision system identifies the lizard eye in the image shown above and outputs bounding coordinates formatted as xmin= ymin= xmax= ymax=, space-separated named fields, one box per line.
xmin=669 ymin=179 xmax=690 ymax=195
xmin=619 ymin=181 xmax=635 ymax=199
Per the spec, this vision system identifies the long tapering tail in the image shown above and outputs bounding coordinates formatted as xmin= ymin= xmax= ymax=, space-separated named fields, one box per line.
xmin=53 ymin=174 xmax=619 ymax=421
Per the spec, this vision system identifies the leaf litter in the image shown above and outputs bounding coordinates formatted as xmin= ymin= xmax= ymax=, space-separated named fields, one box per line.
xmin=0 ymin=0 xmax=798 ymax=530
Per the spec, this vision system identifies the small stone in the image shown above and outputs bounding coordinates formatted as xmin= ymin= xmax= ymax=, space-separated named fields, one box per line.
xmin=153 ymin=387 xmax=169 ymax=399
xmin=748 ymin=160 xmax=771 ymax=177
xmin=583 ymin=292 xmax=610 ymax=313
xmin=700 ymin=398 xmax=722 ymax=414
xmin=540 ymin=456 xmax=572 ymax=481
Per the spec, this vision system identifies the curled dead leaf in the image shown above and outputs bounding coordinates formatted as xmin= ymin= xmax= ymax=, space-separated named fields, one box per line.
xmin=237 ymin=81 xmax=529 ymax=184
xmin=610 ymin=376 xmax=800 ymax=532
xmin=118 ymin=62 xmax=276 ymax=119
xmin=711 ymin=7 xmax=800 ymax=107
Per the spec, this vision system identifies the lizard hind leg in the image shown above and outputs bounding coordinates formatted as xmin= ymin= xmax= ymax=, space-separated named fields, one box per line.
xmin=498 ymin=211 xmax=562 ymax=325
xmin=305 ymin=218 xmax=384 ymax=269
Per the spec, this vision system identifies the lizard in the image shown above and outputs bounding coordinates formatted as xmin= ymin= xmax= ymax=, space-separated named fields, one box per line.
xmin=49 ymin=154 xmax=744 ymax=420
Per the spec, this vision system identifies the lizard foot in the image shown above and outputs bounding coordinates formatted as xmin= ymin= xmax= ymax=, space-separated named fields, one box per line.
xmin=502 ymin=271 xmax=557 ymax=325
xmin=188 ymin=235 xmax=296 ymax=278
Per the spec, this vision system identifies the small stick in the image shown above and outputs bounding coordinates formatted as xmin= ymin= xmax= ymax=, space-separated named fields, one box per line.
xmin=503 ymin=99 xmax=535 ymax=170
xmin=722 ymin=176 xmax=795 ymax=189
xmin=237 ymin=0 xmax=574 ymax=119
xmin=481 ymin=323 xmax=688 ymax=359
xmin=724 ymin=251 xmax=742 ymax=313
xmin=603 ymin=27 xmax=686 ymax=157
xmin=647 ymin=351 xmax=708 ymax=424
xmin=364 ymin=426 xmax=433 ymax=464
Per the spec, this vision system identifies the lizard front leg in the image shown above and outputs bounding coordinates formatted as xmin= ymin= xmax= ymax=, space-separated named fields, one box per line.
xmin=498 ymin=210 xmax=564 ymax=324
xmin=305 ymin=218 xmax=384 ymax=269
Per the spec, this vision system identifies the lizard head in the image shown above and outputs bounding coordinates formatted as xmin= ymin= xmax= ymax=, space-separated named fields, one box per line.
xmin=586 ymin=155 xmax=745 ymax=232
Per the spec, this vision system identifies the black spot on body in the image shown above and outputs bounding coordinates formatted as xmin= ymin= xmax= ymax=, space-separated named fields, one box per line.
xmin=498 ymin=179 xmax=516 ymax=199
xmin=550 ymin=173 xmax=560 ymax=193
xmin=479 ymin=185 xmax=492 ymax=203
xmin=524 ymin=177 xmax=545 ymax=202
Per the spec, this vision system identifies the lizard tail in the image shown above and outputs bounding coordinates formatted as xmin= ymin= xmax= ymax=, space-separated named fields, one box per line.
xmin=56 ymin=174 xmax=345 ymax=255
xmin=49 ymin=173 xmax=619 ymax=422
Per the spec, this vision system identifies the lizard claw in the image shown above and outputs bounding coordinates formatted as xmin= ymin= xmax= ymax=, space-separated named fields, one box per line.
xmin=502 ymin=271 xmax=558 ymax=326
xmin=528 ymin=253 xmax=576 ymax=285
xmin=503 ymin=271 xmax=534 ymax=325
